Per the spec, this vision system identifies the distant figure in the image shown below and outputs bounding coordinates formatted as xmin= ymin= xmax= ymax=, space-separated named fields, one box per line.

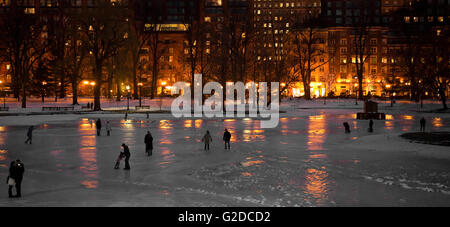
xmin=24 ymin=126 xmax=34 ymax=144
xmin=144 ymin=131 xmax=153 ymax=156
xmin=146 ymin=112 xmax=149 ymax=119
xmin=96 ymin=119 xmax=102 ymax=136
xmin=125 ymin=112 xmax=128 ymax=120
xmin=7 ymin=160 xmax=25 ymax=198
xmin=343 ymin=122 xmax=351 ymax=134
xmin=202 ymin=130 xmax=213 ymax=151
xmin=106 ymin=121 xmax=112 ymax=136
xmin=122 ymin=144 xmax=131 ymax=170
xmin=368 ymin=119 xmax=374 ymax=133
xmin=90 ymin=102 xmax=94 ymax=110
xmin=223 ymin=129 xmax=231 ymax=150
xmin=114 ymin=151 xmax=125 ymax=169
xmin=87 ymin=103 xmax=90 ymax=109
xmin=420 ymin=117 xmax=426 ymax=132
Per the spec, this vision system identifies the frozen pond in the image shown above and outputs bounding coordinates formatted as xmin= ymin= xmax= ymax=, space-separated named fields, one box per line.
xmin=0 ymin=111 xmax=450 ymax=206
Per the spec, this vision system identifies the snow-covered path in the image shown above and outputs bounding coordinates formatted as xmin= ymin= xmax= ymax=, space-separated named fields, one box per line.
xmin=0 ymin=109 xmax=449 ymax=206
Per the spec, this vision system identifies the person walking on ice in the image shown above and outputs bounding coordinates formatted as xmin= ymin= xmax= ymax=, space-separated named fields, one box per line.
xmin=144 ymin=131 xmax=153 ymax=156
xmin=24 ymin=126 xmax=34 ymax=144
xmin=106 ymin=121 xmax=112 ymax=136
xmin=343 ymin=122 xmax=351 ymax=134
xmin=96 ymin=118 xmax=102 ymax=136
xmin=420 ymin=117 xmax=426 ymax=132
xmin=121 ymin=144 xmax=131 ymax=170
xmin=202 ymin=130 xmax=213 ymax=151
xmin=223 ymin=129 xmax=231 ymax=150
xmin=7 ymin=160 xmax=25 ymax=198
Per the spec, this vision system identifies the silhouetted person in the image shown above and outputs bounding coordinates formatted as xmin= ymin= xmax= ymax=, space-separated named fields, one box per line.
xmin=202 ymin=130 xmax=213 ymax=151
xmin=420 ymin=117 xmax=426 ymax=132
xmin=122 ymin=144 xmax=131 ymax=170
xmin=368 ymin=119 xmax=374 ymax=133
xmin=24 ymin=126 xmax=34 ymax=144
xmin=7 ymin=160 xmax=24 ymax=198
xmin=146 ymin=112 xmax=149 ymax=119
xmin=125 ymin=112 xmax=128 ymax=120
xmin=343 ymin=122 xmax=351 ymax=134
xmin=106 ymin=121 xmax=112 ymax=136
xmin=90 ymin=102 xmax=94 ymax=110
xmin=144 ymin=131 xmax=153 ymax=156
xmin=96 ymin=119 xmax=102 ymax=136
xmin=87 ymin=103 xmax=90 ymax=109
xmin=223 ymin=129 xmax=231 ymax=150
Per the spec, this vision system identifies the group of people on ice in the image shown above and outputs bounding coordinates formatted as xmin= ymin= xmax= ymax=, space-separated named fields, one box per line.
xmin=201 ymin=129 xmax=232 ymax=151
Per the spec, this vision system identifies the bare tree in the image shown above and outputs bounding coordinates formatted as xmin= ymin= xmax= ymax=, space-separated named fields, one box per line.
xmin=77 ymin=0 xmax=129 ymax=111
xmin=290 ymin=14 xmax=328 ymax=100
xmin=0 ymin=3 xmax=49 ymax=108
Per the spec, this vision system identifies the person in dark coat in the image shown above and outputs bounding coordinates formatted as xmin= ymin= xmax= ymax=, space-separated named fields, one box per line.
xmin=368 ymin=119 xmax=374 ymax=133
xmin=96 ymin=119 xmax=102 ymax=136
xmin=343 ymin=122 xmax=351 ymax=134
xmin=223 ymin=129 xmax=231 ymax=150
xmin=7 ymin=160 xmax=25 ymax=198
xmin=144 ymin=131 xmax=153 ymax=156
xmin=202 ymin=130 xmax=212 ymax=151
xmin=420 ymin=117 xmax=426 ymax=132
xmin=122 ymin=144 xmax=131 ymax=170
xmin=24 ymin=126 xmax=34 ymax=144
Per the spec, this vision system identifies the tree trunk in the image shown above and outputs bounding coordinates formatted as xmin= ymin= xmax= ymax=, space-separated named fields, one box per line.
xmin=93 ymin=62 xmax=103 ymax=111
xmin=132 ymin=62 xmax=138 ymax=100
xmin=72 ymin=80 xmax=78 ymax=105
xmin=440 ymin=89 xmax=448 ymax=110
xmin=116 ymin=79 xmax=121 ymax=102
xmin=21 ymin=80 xmax=26 ymax=108
xmin=303 ymin=82 xmax=311 ymax=100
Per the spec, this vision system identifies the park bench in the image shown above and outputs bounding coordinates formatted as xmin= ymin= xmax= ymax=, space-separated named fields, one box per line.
xmin=0 ymin=107 xmax=9 ymax=111
xmin=135 ymin=105 xmax=151 ymax=110
xmin=42 ymin=106 xmax=75 ymax=111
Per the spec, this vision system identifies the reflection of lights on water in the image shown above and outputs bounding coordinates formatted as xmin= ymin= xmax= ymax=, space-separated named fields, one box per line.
xmin=184 ymin=120 xmax=192 ymax=128
xmin=309 ymin=153 xmax=328 ymax=159
xmin=307 ymin=115 xmax=327 ymax=151
xmin=81 ymin=180 xmax=98 ymax=189
xmin=304 ymin=168 xmax=329 ymax=203
xmin=195 ymin=119 xmax=203 ymax=128
xmin=386 ymin=115 xmax=394 ymax=120
xmin=401 ymin=115 xmax=414 ymax=120
xmin=241 ymin=160 xmax=264 ymax=167
xmin=433 ymin=118 xmax=443 ymax=127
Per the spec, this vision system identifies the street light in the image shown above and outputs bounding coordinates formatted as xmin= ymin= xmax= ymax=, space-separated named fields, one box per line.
xmin=138 ymin=82 xmax=143 ymax=107
xmin=126 ymin=85 xmax=131 ymax=111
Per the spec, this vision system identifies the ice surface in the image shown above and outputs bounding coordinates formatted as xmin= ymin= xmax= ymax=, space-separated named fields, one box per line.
xmin=0 ymin=105 xmax=450 ymax=206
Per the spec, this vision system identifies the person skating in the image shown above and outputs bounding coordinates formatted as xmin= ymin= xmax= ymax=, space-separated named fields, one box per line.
xmin=343 ymin=122 xmax=351 ymax=134
xmin=368 ymin=119 xmax=374 ymax=133
xmin=114 ymin=151 xmax=125 ymax=169
xmin=96 ymin=118 xmax=102 ymax=136
xmin=106 ymin=121 xmax=112 ymax=136
xmin=125 ymin=112 xmax=128 ymax=120
xmin=223 ymin=129 xmax=231 ymax=150
xmin=202 ymin=130 xmax=213 ymax=151
xmin=144 ymin=131 xmax=153 ymax=156
xmin=122 ymin=144 xmax=131 ymax=170
xmin=420 ymin=117 xmax=426 ymax=132
xmin=24 ymin=126 xmax=34 ymax=144
xmin=7 ymin=160 xmax=25 ymax=198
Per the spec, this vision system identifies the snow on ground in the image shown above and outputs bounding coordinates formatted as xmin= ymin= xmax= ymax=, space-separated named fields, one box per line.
xmin=0 ymin=98 xmax=449 ymax=207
